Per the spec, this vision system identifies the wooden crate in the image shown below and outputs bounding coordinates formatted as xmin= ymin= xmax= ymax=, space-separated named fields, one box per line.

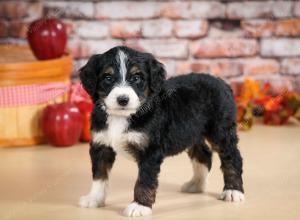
xmin=0 ymin=45 xmax=72 ymax=147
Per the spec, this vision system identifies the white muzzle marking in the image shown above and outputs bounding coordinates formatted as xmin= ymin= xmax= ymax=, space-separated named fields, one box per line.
xmin=104 ymin=86 xmax=140 ymax=116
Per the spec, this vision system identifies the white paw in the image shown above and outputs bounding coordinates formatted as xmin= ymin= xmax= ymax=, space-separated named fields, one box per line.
xmin=78 ymin=194 xmax=105 ymax=208
xmin=219 ymin=190 xmax=245 ymax=202
xmin=181 ymin=179 xmax=207 ymax=193
xmin=123 ymin=202 xmax=152 ymax=217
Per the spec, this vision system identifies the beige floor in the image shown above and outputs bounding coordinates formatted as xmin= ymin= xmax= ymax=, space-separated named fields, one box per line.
xmin=1 ymin=124 xmax=300 ymax=220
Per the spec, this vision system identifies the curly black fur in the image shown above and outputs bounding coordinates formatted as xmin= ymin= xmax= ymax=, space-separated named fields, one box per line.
xmin=80 ymin=46 xmax=244 ymax=210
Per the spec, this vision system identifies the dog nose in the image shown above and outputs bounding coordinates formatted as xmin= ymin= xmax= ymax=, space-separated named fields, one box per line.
xmin=117 ymin=95 xmax=129 ymax=106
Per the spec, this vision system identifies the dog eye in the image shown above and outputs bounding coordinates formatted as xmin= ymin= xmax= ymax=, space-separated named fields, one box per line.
xmin=104 ymin=75 xmax=114 ymax=83
xmin=131 ymin=74 xmax=142 ymax=83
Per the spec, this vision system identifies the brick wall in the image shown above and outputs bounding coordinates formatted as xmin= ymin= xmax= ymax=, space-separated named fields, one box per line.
xmin=1 ymin=0 xmax=300 ymax=93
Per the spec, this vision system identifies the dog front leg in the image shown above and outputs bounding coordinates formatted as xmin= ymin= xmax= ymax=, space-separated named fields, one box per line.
xmin=79 ymin=143 xmax=116 ymax=208
xmin=123 ymin=151 xmax=163 ymax=217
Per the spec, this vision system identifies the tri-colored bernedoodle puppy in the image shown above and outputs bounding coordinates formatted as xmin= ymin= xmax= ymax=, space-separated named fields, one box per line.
xmin=78 ymin=46 xmax=244 ymax=217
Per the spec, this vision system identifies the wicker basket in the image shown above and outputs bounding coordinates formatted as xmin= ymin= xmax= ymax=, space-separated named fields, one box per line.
xmin=0 ymin=45 xmax=72 ymax=147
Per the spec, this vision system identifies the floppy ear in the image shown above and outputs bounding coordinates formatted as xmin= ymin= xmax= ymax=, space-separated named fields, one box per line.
xmin=149 ymin=58 xmax=166 ymax=93
xmin=79 ymin=54 xmax=101 ymax=97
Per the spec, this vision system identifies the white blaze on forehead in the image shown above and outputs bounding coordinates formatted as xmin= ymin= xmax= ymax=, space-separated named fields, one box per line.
xmin=117 ymin=50 xmax=128 ymax=83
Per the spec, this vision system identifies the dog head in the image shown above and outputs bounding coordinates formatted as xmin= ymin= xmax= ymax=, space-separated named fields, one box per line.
xmin=80 ymin=46 xmax=166 ymax=117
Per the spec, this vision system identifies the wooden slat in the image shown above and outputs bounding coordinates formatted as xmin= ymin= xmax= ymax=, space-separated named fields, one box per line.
xmin=0 ymin=107 xmax=19 ymax=139
xmin=0 ymin=45 xmax=72 ymax=86
xmin=17 ymin=105 xmax=41 ymax=139
xmin=0 ymin=137 xmax=46 ymax=147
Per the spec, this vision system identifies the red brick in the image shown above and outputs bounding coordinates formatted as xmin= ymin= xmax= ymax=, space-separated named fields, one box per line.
xmin=210 ymin=60 xmax=243 ymax=77
xmin=190 ymin=1 xmax=226 ymax=18
xmin=127 ymin=39 xmax=188 ymax=59
xmin=75 ymin=21 xmax=108 ymax=39
xmin=294 ymin=1 xmax=300 ymax=17
xmin=176 ymin=60 xmax=242 ymax=77
xmin=261 ymin=39 xmax=300 ymax=57
xmin=26 ymin=1 xmax=43 ymax=21
xmin=192 ymin=62 xmax=212 ymax=74
xmin=3 ymin=1 xmax=27 ymax=19
xmin=241 ymin=20 xmax=274 ymax=38
xmin=161 ymin=1 xmax=225 ymax=19
xmin=176 ymin=62 xmax=193 ymax=75
xmin=227 ymin=2 xmax=273 ymax=19
xmin=80 ymin=39 xmax=122 ymax=58
xmin=191 ymin=39 xmax=258 ymax=58
xmin=159 ymin=59 xmax=176 ymax=78
xmin=67 ymin=38 xmax=81 ymax=59
xmin=124 ymin=41 xmax=144 ymax=53
xmin=2 ymin=1 xmax=43 ymax=20
xmin=44 ymin=1 xmax=94 ymax=19
xmin=190 ymin=62 xmax=211 ymax=74
xmin=242 ymin=59 xmax=280 ymax=76
xmin=8 ymin=21 xmax=28 ymax=38
xmin=0 ymin=21 xmax=8 ymax=37
xmin=176 ymin=61 xmax=211 ymax=75
xmin=227 ymin=1 xmax=293 ymax=19
xmin=95 ymin=2 xmax=161 ymax=19
xmin=142 ymin=19 xmax=173 ymax=38
xmin=174 ymin=20 xmax=208 ymax=39
xmin=62 ymin=19 xmax=75 ymax=36
xmin=274 ymin=19 xmax=300 ymax=37
xmin=272 ymin=1 xmax=293 ymax=18
xmin=160 ymin=1 xmax=189 ymax=19
xmin=111 ymin=21 xmax=142 ymax=39
xmin=281 ymin=58 xmax=300 ymax=75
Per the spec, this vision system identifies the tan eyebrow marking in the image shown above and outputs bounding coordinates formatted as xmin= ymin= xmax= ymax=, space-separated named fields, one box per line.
xmin=129 ymin=66 xmax=141 ymax=74
xmin=103 ymin=67 xmax=114 ymax=75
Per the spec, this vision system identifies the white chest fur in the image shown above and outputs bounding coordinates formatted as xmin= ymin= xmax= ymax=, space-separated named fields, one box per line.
xmin=92 ymin=116 xmax=148 ymax=160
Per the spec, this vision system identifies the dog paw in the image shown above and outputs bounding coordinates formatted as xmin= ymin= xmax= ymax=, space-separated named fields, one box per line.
xmin=78 ymin=194 xmax=105 ymax=208
xmin=123 ymin=202 xmax=152 ymax=217
xmin=219 ymin=190 xmax=245 ymax=202
xmin=181 ymin=179 xmax=206 ymax=193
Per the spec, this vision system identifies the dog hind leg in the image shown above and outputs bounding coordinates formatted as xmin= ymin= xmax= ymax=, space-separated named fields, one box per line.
xmin=181 ymin=141 xmax=212 ymax=193
xmin=209 ymin=126 xmax=245 ymax=202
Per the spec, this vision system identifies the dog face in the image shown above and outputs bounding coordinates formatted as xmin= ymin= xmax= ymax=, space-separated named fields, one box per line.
xmin=80 ymin=46 xmax=166 ymax=116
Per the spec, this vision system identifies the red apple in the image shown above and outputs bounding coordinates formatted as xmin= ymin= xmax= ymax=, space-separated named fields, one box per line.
xmin=75 ymin=101 xmax=93 ymax=142
xmin=41 ymin=103 xmax=83 ymax=146
xmin=81 ymin=111 xmax=92 ymax=142
xmin=27 ymin=18 xmax=67 ymax=60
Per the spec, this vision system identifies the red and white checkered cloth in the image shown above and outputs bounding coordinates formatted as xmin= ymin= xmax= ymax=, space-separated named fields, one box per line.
xmin=0 ymin=82 xmax=69 ymax=108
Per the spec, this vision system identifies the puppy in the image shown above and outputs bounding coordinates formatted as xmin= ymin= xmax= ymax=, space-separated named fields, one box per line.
xmin=79 ymin=46 xmax=244 ymax=217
